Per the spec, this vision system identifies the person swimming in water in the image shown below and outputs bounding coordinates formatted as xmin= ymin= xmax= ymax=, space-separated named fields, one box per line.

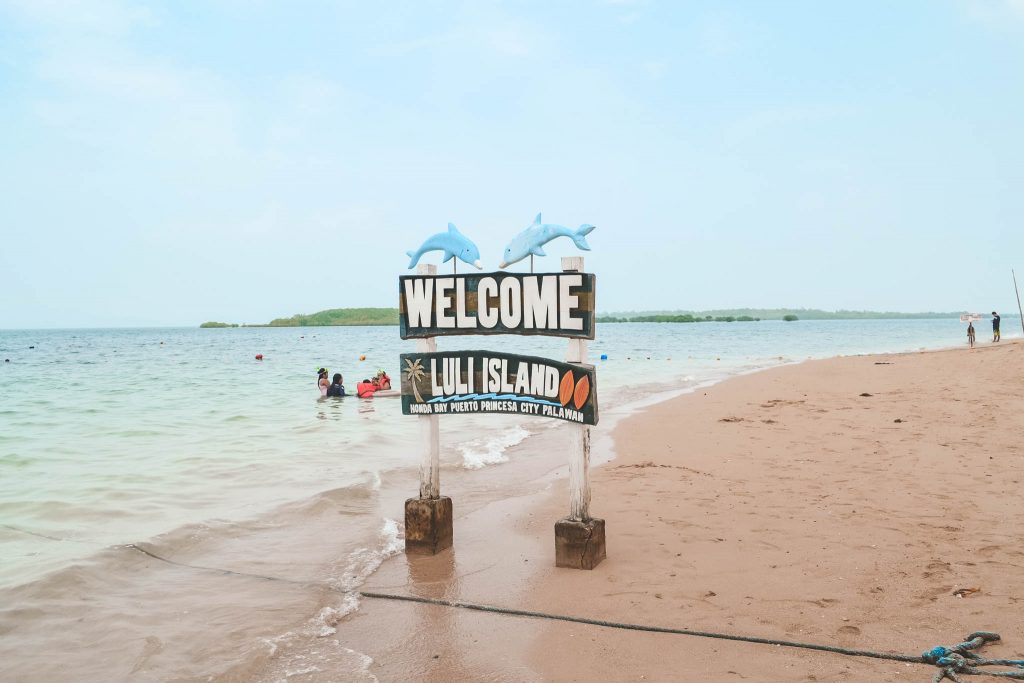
xmin=317 ymin=368 xmax=329 ymax=397
xmin=373 ymin=369 xmax=391 ymax=390
xmin=327 ymin=373 xmax=346 ymax=397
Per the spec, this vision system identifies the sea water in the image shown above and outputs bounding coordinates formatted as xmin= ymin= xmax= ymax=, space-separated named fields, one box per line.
xmin=0 ymin=318 xmax=1003 ymax=588
xmin=0 ymin=318 xmax=1010 ymax=680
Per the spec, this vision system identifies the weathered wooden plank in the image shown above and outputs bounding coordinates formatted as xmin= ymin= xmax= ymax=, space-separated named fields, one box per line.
xmin=399 ymin=350 xmax=598 ymax=426
xmin=415 ymin=264 xmax=441 ymax=501
xmin=563 ymin=257 xmax=592 ymax=522
xmin=398 ymin=271 xmax=596 ymax=340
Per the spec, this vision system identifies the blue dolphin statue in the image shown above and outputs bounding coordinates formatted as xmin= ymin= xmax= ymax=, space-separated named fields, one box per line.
xmin=498 ymin=213 xmax=596 ymax=268
xmin=406 ymin=223 xmax=483 ymax=270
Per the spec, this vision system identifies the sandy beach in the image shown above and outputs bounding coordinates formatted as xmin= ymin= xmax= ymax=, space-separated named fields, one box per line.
xmin=340 ymin=339 xmax=1024 ymax=682
xmin=5 ymin=3 xmax=1022 ymax=680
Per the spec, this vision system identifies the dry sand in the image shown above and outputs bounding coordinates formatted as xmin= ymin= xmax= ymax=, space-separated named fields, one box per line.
xmin=343 ymin=340 xmax=1024 ymax=682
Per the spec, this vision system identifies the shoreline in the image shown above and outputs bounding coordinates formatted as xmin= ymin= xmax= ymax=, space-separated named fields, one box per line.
xmin=343 ymin=339 xmax=1023 ymax=682
xmin=1 ymin=336 xmax=1018 ymax=681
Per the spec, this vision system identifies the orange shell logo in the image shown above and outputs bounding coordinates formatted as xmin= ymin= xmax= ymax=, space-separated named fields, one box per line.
xmin=558 ymin=371 xmax=575 ymax=406
xmin=573 ymin=375 xmax=590 ymax=409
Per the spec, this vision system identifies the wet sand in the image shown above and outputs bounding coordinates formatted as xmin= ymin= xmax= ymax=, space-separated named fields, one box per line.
xmin=349 ymin=340 xmax=1024 ymax=682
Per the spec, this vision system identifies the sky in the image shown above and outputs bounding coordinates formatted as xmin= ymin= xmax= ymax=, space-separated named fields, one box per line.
xmin=1 ymin=0 xmax=1022 ymax=328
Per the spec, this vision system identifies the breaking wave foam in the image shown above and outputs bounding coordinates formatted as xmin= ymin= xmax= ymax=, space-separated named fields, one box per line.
xmin=311 ymin=518 xmax=403 ymax=637
xmin=458 ymin=425 xmax=531 ymax=469
xmin=253 ymin=519 xmax=400 ymax=682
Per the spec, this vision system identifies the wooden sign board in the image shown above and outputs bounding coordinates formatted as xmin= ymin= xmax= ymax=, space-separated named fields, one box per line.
xmin=399 ymin=271 xmax=596 ymax=340
xmin=960 ymin=314 xmax=982 ymax=322
xmin=399 ymin=350 xmax=598 ymax=426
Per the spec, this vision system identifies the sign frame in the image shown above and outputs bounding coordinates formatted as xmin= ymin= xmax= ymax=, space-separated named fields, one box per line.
xmin=400 ymin=349 xmax=598 ymax=426
xmin=398 ymin=271 xmax=596 ymax=340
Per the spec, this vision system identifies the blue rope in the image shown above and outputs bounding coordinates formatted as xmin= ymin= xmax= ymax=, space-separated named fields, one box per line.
xmin=361 ymin=591 xmax=1024 ymax=681
xmin=919 ymin=633 xmax=1024 ymax=681
xmin=119 ymin=545 xmax=1024 ymax=681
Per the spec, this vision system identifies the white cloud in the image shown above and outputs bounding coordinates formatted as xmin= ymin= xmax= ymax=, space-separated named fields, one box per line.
xmin=642 ymin=60 xmax=667 ymax=80
xmin=722 ymin=104 xmax=851 ymax=148
xmin=38 ymin=56 xmax=200 ymax=100
xmin=0 ymin=0 xmax=156 ymax=35
xmin=485 ymin=26 xmax=533 ymax=57
xmin=698 ymin=16 xmax=742 ymax=57
xmin=366 ymin=32 xmax=454 ymax=58
xmin=368 ymin=7 xmax=543 ymax=59
xmin=962 ymin=0 xmax=1024 ymax=27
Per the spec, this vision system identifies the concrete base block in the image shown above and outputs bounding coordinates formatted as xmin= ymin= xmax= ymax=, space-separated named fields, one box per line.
xmin=554 ymin=517 xmax=606 ymax=570
xmin=404 ymin=496 xmax=453 ymax=555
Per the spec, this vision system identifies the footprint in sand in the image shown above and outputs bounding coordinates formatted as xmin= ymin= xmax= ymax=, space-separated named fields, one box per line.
xmin=837 ymin=625 xmax=861 ymax=636
xmin=922 ymin=560 xmax=952 ymax=578
xmin=811 ymin=598 xmax=839 ymax=608
xmin=914 ymin=585 xmax=953 ymax=605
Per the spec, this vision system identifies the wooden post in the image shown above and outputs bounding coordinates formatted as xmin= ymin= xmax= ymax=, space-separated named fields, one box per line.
xmin=554 ymin=256 xmax=606 ymax=569
xmin=415 ymin=263 xmax=440 ymax=499
xmin=405 ymin=263 xmax=453 ymax=554
xmin=1014 ymin=269 xmax=1024 ymax=338
xmin=564 ymin=257 xmax=591 ymax=521
xmin=417 ymin=338 xmax=440 ymax=499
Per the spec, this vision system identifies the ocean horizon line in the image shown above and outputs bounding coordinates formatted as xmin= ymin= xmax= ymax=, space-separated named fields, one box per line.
xmin=2 ymin=312 xmax=1019 ymax=332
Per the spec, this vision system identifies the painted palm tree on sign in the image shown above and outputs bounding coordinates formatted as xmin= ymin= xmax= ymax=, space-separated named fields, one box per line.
xmin=404 ymin=357 xmax=426 ymax=403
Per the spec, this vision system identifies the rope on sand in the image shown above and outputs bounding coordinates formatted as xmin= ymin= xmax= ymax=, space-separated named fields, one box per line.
xmin=360 ymin=591 xmax=1024 ymax=682
xmin=118 ymin=544 xmax=1023 ymax=681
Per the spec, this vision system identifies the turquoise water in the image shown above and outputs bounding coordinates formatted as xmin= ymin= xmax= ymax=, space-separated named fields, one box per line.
xmin=0 ymin=318 xmax=1008 ymax=589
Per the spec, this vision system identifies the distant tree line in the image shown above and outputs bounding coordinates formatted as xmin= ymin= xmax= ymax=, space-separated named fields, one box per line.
xmin=202 ymin=305 xmax=964 ymax=328
xmin=266 ymin=307 xmax=399 ymax=326
xmin=198 ymin=308 xmax=399 ymax=328
xmin=598 ymin=314 xmax=763 ymax=323
xmin=598 ymin=308 xmax=960 ymax=322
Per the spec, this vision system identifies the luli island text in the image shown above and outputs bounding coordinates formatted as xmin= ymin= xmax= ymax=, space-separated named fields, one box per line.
xmin=399 ymin=271 xmax=596 ymax=338
xmin=400 ymin=350 xmax=597 ymax=425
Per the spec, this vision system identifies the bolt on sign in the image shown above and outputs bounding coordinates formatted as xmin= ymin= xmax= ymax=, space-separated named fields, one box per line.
xmin=399 ymin=271 xmax=596 ymax=339
xmin=401 ymin=350 xmax=598 ymax=425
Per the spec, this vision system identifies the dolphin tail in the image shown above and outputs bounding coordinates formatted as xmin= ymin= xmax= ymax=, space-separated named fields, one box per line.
xmin=572 ymin=224 xmax=596 ymax=251
xmin=406 ymin=249 xmax=420 ymax=269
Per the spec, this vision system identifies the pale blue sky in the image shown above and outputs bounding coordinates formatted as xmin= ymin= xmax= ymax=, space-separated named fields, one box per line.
xmin=1 ymin=1 xmax=1022 ymax=328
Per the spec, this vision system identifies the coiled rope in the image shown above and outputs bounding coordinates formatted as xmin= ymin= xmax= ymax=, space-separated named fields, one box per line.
xmin=122 ymin=544 xmax=1023 ymax=681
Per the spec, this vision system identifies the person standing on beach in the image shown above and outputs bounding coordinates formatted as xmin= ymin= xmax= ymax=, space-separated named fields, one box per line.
xmin=317 ymin=368 xmax=330 ymax=397
xmin=992 ymin=312 xmax=1001 ymax=342
xmin=968 ymin=322 xmax=976 ymax=348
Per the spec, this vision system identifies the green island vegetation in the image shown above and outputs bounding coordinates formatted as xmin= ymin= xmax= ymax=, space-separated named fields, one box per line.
xmin=597 ymin=309 xmax=960 ymax=324
xmin=202 ymin=307 xmax=961 ymax=328
xmin=608 ymin=314 xmax=761 ymax=323
xmin=265 ymin=307 xmax=399 ymax=327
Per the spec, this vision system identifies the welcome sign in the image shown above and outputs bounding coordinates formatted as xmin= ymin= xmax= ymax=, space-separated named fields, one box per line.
xmin=399 ymin=272 xmax=596 ymax=339
xmin=400 ymin=350 xmax=598 ymax=425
